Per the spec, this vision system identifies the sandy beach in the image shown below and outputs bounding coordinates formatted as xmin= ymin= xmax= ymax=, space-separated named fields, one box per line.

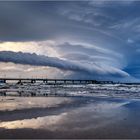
xmin=0 ymin=95 xmax=140 ymax=139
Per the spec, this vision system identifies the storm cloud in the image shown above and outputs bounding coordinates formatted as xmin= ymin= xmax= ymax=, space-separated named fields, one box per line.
xmin=0 ymin=51 xmax=129 ymax=78
xmin=0 ymin=1 xmax=140 ymax=81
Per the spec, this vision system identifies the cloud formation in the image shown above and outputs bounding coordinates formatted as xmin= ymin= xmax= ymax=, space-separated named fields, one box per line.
xmin=0 ymin=51 xmax=129 ymax=78
xmin=0 ymin=1 xmax=139 ymax=81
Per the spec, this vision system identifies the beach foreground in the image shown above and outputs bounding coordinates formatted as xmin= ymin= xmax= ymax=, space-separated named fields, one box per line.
xmin=0 ymin=95 xmax=140 ymax=139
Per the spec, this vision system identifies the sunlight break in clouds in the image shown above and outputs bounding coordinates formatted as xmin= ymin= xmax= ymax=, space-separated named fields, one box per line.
xmin=0 ymin=41 xmax=60 ymax=58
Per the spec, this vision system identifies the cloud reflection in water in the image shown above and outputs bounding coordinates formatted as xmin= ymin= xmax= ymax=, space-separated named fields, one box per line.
xmin=0 ymin=98 xmax=129 ymax=132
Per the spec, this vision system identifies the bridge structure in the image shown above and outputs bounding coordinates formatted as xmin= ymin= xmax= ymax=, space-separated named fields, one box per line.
xmin=0 ymin=78 xmax=114 ymax=84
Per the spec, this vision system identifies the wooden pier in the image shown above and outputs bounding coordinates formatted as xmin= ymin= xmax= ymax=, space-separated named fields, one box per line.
xmin=0 ymin=78 xmax=113 ymax=85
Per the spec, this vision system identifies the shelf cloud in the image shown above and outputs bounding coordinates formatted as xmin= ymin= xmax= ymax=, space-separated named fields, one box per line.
xmin=0 ymin=51 xmax=129 ymax=78
xmin=0 ymin=1 xmax=139 ymax=81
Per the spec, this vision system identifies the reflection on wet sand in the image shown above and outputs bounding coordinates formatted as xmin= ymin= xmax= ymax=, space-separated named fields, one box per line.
xmin=0 ymin=112 xmax=67 ymax=130
xmin=1 ymin=96 xmax=140 ymax=138
xmin=0 ymin=101 xmax=126 ymax=129
xmin=0 ymin=97 xmax=73 ymax=111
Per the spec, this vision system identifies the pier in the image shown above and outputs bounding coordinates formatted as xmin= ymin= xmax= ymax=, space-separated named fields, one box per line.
xmin=0 ymin=78 xmax=113 ymax=85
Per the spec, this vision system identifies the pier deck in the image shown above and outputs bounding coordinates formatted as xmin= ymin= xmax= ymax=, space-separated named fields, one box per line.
xmin=0 ymin=78 xmax=113 ymax=84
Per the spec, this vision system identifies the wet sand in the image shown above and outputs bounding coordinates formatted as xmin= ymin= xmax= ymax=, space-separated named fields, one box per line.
xmin=0 ymin=96 xmax=140 ymax=139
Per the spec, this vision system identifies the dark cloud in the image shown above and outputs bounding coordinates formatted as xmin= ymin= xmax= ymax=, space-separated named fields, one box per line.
xmin=0 ymin=51 xmax=85 ymax=72
xmin=0 ymin=1 xmax=138 ymax=42
xmin=0 ymin=1 xmax=140 ymax=80
xmin=0 ymin=51 xmax=129 ymax=77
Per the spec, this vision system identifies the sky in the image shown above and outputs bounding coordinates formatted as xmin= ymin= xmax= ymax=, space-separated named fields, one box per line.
xmin=0 ymin=1 xmax=140 ymax=82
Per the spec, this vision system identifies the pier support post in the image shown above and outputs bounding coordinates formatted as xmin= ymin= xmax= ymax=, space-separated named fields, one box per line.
xmin=72 ymin=80 xmax=74 ymax=84
xmin=17 ymin=80 xmax=21 ymax=84
xmin=3 ymin=92 xmax=6 ymax=96
xmin=31 ymin=92 xmax=36 ymax=96
xmin=31 ymin=80 xmax=36 ymax=83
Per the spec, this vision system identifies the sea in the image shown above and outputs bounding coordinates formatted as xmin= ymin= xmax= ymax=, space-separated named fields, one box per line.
xmin=0 ymin=82 xmax=140 ymax=139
